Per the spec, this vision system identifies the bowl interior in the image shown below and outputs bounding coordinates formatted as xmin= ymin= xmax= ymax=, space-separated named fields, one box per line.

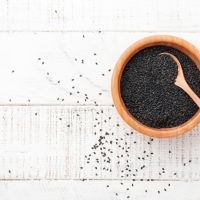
xmin=112 ymin=35 xmax=200 ymax=138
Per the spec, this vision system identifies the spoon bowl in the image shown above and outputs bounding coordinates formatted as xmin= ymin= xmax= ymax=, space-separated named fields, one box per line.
xmin=161 ymin=52 xmax=200 ymax=108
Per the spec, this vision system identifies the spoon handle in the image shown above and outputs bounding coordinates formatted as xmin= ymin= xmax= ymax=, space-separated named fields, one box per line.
xmin=176 ymin=80 xmax=200 ymax=108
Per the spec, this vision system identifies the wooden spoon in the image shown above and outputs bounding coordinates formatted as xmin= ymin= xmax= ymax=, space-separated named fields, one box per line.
xmin=160 ymin=52 xmax=200 ymax=108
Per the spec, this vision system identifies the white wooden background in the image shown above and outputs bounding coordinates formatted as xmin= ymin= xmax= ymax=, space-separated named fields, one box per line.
xmin=0 ymin=0 xmax=200 ymax=199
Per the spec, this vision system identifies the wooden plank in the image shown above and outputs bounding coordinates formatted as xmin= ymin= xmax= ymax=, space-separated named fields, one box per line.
xmin=1 ymin=32 xmax=200 ymax=104
xmin=0 ymin=0 xmax=200 ymax=32
xmin=0 ymin=105 xmax=199 ymax=180
xmin=0 ymin=180 xmax=199 ymax=199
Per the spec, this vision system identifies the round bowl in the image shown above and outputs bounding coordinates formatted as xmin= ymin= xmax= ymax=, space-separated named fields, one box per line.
xmin=111 ymin=35 xmax=200 ymax=138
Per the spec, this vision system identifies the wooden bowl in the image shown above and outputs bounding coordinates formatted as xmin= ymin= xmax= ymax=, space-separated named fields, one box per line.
xmin=111 ymin=35 xmax=200 ymax=138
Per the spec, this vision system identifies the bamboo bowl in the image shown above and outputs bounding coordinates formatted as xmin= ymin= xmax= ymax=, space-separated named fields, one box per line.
xmin=111 ymin=35 xmax=200 ymax=138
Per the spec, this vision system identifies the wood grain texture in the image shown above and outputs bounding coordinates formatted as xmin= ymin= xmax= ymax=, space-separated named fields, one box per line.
xmin=0 ymin=0 xmax=199 ymax=32
xmin=0 ymin=0 xmax=200 ymax=198
xmin=0 ymin=32 xmax=200 ymax=104
xmin=0 ymin=105 xmax=198 ymax=180
xmin=0 ymin=180 xmax=199 ymax=200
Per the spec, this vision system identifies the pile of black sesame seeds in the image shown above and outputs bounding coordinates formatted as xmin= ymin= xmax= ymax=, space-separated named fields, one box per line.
xmin=79 ymin=107 xmax=180 ymax=198
xmin=121 ymin=45 xmax=200 ymax=128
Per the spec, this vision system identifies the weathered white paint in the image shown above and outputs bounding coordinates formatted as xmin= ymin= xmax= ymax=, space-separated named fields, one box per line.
xmin=0 ymin=105 xmax=198 ymax=181
xmin=0 ymin=32 xmax=200 ymax=104
xmin=0 ymin=180 xmax=199 ymax=200
xmin=0 ymin=0 xmax=199 ymax=32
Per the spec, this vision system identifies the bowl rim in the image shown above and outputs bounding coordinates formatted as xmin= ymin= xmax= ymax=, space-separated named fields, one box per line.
xmin=111 ymin=35 xmax=200 ymax=138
